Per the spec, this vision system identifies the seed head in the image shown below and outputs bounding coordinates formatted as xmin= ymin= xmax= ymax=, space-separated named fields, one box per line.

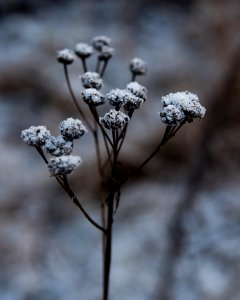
xmin=56 ymin=49 xmax=75 ymax=65
xmin=126 ymin=82 xmax=147 ymax=101
xmin=92 ymin=35 xmax=111 ymax=51
xmin=21 ymin=125 xmax=51 ymax=147
xmin=75 ymin=43 xmax=93 ymax=59
xmin=160 ymin=105 xmax=185 ymax=125
xmin=100 ymin=109 xmax=130 ymax=130
xmin=81 ymin=88 xmax=105 ymax=106
xmin=43 ymin=135 xmax=73 ymax=156
xmin=48 ymin=155 xmax=82 ymax=176
xmin=59 ymin=118 xmax=87 ymax=141
xmin=130 ymin=57 xmax=147 ymax=75
xmin=80 ymin=72 xmax=103 ymax=90
xmin=98 ymin=46 xmax=115 ymax=60
xmin=122 ymin=92 xmax=144 ymax=111
xmin=106 ymin=89 xmax=130 ymax=109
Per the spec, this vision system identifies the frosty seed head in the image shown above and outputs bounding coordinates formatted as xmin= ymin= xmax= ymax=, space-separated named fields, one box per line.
xmin=21 ymin=125 xmax=51 ymax=147
xmin=100 ymin=109 xmax=130 ymax=130
xmin=48 ymin=155 xmax=82 ymax=176
xmin=160 ymin=105 xmax=185 ymax=125
xmin=98 ymin=46 xmax=115 ymax=60
xmin=92 ymin=35 xmax=111 ymax=51
xmin=130 ymin=57 xmax=147 ymax=76
xmin=106 ymin=89 xmax=130 ymax=109
xmin=56 ymin=49 xmax=75 ymax=65
xmin=126 ymin=81 xmax=147 ymax=101
xmin=75 ymin=43 xmax=93 ymax=59
xmin=81 ymin=88 xmax=105 ymax=106
xmin=161 ymin=91 xmax=206 ymax=123
xmin=80 ymin=72 xmax=103 ymax=90
xmin=59 ymin=118 xmax=87 ymax=141
xmin=42 ymin=135 xmax=73 ymax=156
xmin=122 ymin=92 xmax=144 ymax=111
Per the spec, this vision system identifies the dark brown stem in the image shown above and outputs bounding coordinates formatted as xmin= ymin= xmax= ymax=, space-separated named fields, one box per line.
xmin=81 ymin=58 xmax=88 ymax=73
xmin=100 ymin=59 xmax=108 ymax=77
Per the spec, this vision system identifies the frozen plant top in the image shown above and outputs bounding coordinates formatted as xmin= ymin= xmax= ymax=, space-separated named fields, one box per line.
xmin=80 ymin=72 xmax=103 ymax=90
xmin=81 ymin=88 xmax=105 ymax=106
xmin=92 ymin=35 xmax=111 ymax=51
xmin=57 ymin=49 xmax=75 ymax=65
xmin=75 ymin=43 xmax=93 ymax=58
xmin=106 ymin=89 xmax=131 ymax=109
xmin=98 ymin=46 xmax=115 ymax=60
xmin=43 ymin=135 xmax=73 ymax=156
xmin=122 ymin=91 xmax=144 ymax=111
xmin=48 ymin=155 xmax=82 ymax=176
xmin=100 ymin=109 xmax=130 ymax=130
xmin=160 ymin=91 xmax=206 ymax=124
xmin=59 ymin=118 xmax=87 ymax=141
xmin=130 ymin=57 xmax=147 ymax=75
xmin=126 ymin=81 xmax=147 ymax=101
xmin=21 ymin=125 xmax=51 ymax=147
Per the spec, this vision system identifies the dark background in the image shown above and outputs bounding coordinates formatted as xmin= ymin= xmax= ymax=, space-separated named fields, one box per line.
xmin=0 ymin=0 xmax=240 ymax=299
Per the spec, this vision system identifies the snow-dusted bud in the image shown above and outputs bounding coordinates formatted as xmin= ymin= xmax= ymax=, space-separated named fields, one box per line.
xmin=43 ymin=135 xmax=73 ymax=156
xmin=130 ymin=57 xmax=147 ymax=76
xmin=81 ymin=88 xmax=105 ymax=106
xmin=59 ymin=118 xmax=87 ymax=141
xmin=122 ymin=92 xmax=144 ymax=111
xmin=21 ymin=125 xmax=51 ymax=147
xmin=106 ymin=89 xmax=130 ymax=109
xmin=48 ymin=155 xmax=82 ymax=176
xmin=80 ymin=72 xmax=103 ymax=90
xmin=161 ymin=91 xmax=206 ymax=123
xmin=75 ymin=43 xmax=93 ymax=59
xmin=98 ymin=46 xmax=115 ymax=60
xmin=56 ymin=49 xmax=75 ymax=65
xmin=92 ymin=35 xmax=111 ymax=51
xmin=100 ymin=109 xmax=130 ymax=130
xmin=160 ymin=105 xmax=185 ymax=125
xmin=126 ymin=82 xmax=147 ymax=101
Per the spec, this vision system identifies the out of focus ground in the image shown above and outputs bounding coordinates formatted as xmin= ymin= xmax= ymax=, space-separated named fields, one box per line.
xmin=1 ymin=0 xmax=240 ymax=299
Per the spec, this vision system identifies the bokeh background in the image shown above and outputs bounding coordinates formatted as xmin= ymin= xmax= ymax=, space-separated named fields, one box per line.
xmin=1 ymin=0 xmax=240 ymax=299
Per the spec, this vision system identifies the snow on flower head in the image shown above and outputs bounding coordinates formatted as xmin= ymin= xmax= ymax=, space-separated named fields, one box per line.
xmin=92 ymin=35 xmax=111 ymax=51
xmin=48 ymin=155 xmax=82 ymax=176
xmin=106 ymin=89 xmax=130 ymax=109
xmin=126 ymin=82 xmax=147 ymax=101
xmin=122 ymin=91 xmax=144 ymax=111
xmin=21 ymin=125 xmax=51 ymax=146
xmin=43 ymin=135 xmax=73 ymax=156
xmin=160 ymin=91 xmax=206 ymax=124
xmin=130 ymin=57 xmax=147 ymax=76
xmin=81 ymin=88 xmax=105 ymax=106
xmin=100 ymin=109 xmax=130 ymax=130
xmin=80 ymin=72 xmax=103 ymax=90
xmin=98 ymin=46 xmax=115 ymax=60
xmin=59 ymin=118 xmax=87 ymax=141
xmin=160 ymin=105 xmax=185 ymax=125
xmin=56 ymin=49 xmax=75 ymax=65
xmin=75 ymin=43 xmax=93 ymax=58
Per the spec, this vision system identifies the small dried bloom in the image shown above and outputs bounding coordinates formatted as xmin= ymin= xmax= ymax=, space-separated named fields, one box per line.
xmin=126 ymin=81 xmax=147 ymax=101
xmin=100 ymin=109 xmax=130 ymax=130
xmin=48 ymin=155 xmax=82 ymax=176
xmin=21 ymin=125 xmax=51 ymax=146
xmin=56 ymin=49 xmax=75 ymax=65
xmin=161 ymin=91 xmax=206 ymax=122
xmin=75 ymin=43 xmax=93 ymax=58
xmin=98 ymin=46 xmax=115 ymax=60
xmin=59 ymin=118 xmax=87 ymax=141
xmin=160 ymin=105 xmax=185 ymax=125
xmin=81 ymin=88 xmax=105 ymax=106
xmin=92 ymin=35 xmax=111 ymax=51
xmin=80 ymin=72 xmax=103 ymax=90
xmin=130 ymin=57 xmax=147 ymax=75
xmin=43 ymin=135 xmax=73 ymax=156
xmin=106 ymin=89 xmax=130 ymax=109
xmin=122 ymin=91 xmax=144 ymax=111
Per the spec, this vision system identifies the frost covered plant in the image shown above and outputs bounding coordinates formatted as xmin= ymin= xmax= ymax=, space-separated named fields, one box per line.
xmin=21 ymin=35 xmax=206 ymax=300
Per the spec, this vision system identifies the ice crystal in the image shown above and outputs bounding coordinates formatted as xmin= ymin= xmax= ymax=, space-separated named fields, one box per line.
xmin=92 ymin=35 xmax=111 ymax=51
xmin=59 ymin=118 xmax=87 ymax=141
xmin=48 ymin=155 xmax=82 ymax=176
xmin=130 ymin=57 xmax=147 ymax=75
xmin=56 ymin=49 xmax=75 ymax=65
xmin=81 ymin=88 xmax=105 ymax=106
xmin=43 ymin=135 xmax=73 ymax=156
xmin=100 ymin=109 xmax=130 ymax=130
xmin=80 ymin=72 xmax=103 ymax=90
xmin=126 ymin=82 xmax=147 ymax=101
xmin=21 ymin=125 xmax=51 ymax=146
xmin=75 ymin=43 xmax=93 ymax=58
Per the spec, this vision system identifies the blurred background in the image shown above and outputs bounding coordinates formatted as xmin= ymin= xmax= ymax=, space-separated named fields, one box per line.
xmin=1 ymin=0 xmax=240 ymax=299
